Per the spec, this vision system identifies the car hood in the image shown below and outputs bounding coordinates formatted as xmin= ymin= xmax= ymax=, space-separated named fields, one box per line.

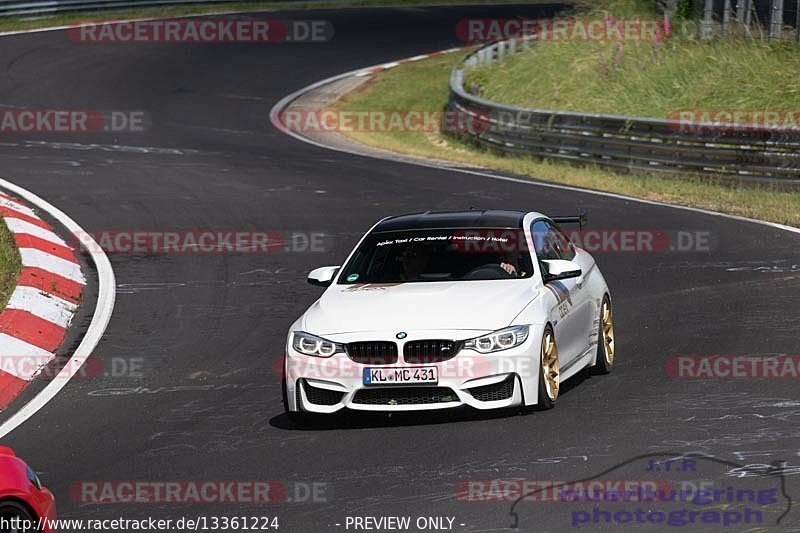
xmin=303 ymin=281 xmax=538 ymax=335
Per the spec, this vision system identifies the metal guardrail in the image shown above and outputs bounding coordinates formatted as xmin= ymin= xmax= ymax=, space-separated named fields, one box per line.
xmin=448 ymin=38 xmax=800 ymax=182
xmin=0 ymin=0 xmax=252 ymax=18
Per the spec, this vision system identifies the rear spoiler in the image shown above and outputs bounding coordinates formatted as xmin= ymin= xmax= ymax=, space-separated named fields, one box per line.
xmin=551 ymin=214 xmax=587 ymax=230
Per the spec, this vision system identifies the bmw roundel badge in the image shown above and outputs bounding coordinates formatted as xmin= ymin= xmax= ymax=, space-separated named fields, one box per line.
xmin=396 ymin=332 xmax=407 ymax=339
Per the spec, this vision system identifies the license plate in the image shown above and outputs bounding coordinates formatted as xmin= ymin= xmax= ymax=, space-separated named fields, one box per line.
xmin=363 ymin=366 xmax=438 ymax=386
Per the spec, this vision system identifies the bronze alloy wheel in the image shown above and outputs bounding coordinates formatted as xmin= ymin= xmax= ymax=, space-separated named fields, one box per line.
xmin=601 ymin=298 xmax=615 ymax=365
xmin=541 ymin=327 xmax=560 ymax=401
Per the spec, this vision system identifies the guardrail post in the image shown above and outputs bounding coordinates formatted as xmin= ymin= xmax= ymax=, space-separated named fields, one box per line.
xmin=796 ymin=0 xmax=800 ymax=41
xmin=723 ymin=0 xmax=732 ymax=37
xmin=745 ymin=0 xmax=753 ymax=25
xmin=770 ymin=0 xmax=784 ymax=41
xmin=702 ymin=0 xmax=715 ymax=39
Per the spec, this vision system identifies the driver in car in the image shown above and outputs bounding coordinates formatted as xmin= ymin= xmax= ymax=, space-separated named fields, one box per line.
xmin=398 ymin=246 xmax=430 ymax=281
xmin=499 ymin=251 xmax=520 ymax=277
xmin=500 ymin=261 xmax=518 ymax=276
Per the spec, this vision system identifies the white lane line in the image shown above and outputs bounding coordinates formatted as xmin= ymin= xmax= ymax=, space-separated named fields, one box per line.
xmin=0 ymin=335 xmax=53 ymax=381
xmin=269 ymin=61 xmax=800 ymax=237
xmin=0 ymin=177 xmax=116 ymax=439
xmin=6 ymin=286 xmax=78 ymax=329
xmin=4 ymin=218 xmax=66 ymax=246
xmin=453 ymin=168 xmax=800 ymax=235
xmin=19 ymin=248 xmax=85 ymax=284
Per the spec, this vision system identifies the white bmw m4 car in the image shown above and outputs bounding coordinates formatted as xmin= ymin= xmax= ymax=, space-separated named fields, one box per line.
xmin=283 ymin=210 xmax=614 ymax=418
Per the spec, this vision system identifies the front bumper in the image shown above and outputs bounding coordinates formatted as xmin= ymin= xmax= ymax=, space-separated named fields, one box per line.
xmin=284 ymin=329 xmax=540 ymax=413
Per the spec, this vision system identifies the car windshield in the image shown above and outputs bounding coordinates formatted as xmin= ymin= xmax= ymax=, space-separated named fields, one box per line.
xmin=338 ymin=228 xmax=534 ymax=284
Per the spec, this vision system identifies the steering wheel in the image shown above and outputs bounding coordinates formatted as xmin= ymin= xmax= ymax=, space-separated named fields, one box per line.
xmin=463 ymin=264 xmax=514 ymax=280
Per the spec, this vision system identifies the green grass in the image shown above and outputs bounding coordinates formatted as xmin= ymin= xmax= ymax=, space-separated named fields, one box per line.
xmin=0 ymin=0 xmax=554 ymax=33
xmin=465 ymin=20 xmax=800 ymax=118
xmin=333 ymin=51 xmax=800 ymax=227
xmin=0 ymin=218 xmax=22 ymax=309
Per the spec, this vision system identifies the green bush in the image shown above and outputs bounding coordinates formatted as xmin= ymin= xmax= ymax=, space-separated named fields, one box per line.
xmin=675 ymin=0 xmax=693 ymax=19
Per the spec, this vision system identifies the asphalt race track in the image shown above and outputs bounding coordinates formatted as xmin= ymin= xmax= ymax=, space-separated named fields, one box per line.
xmin=1 ymin=3 xmax=800 ymax=532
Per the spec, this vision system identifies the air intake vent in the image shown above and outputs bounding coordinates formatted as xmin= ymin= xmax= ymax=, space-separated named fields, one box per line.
xmin=346 ymin=341 xmax=398 ymax=365
xmin=301 ymin=380 xmax=345 ymax=406
xmin=403 ymin=340 xmax=460 ymax=364
xmin=353 ymin=387 xmax=459 ymax=405
xmin=467 ymin=375 xmax=515 ymax=402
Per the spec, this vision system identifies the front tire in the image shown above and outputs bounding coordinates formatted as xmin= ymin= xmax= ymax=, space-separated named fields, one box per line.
xmin=537 ymin=325 xmax=560 ymax=410
xmin=0 ymin=501 xmax=37 ymax=532
xmin=591 ymin=295 xmax=615 ymax=375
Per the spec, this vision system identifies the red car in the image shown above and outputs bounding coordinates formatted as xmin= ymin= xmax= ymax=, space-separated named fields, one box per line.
xmin=0 ymin=447 xmax=56 ymax=532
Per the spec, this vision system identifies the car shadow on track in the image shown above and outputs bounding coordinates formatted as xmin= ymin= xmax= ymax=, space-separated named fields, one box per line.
xmin=270 ymin=370 xmax=590 ymax=431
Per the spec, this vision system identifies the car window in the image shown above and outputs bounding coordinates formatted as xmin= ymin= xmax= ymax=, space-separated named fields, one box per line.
xmin=338 ymin=228 xmax=535 ymax=284
xmin=531 ymin=220 xmax=575 ymax=261
xmin=547 ymin=221 xmax=576 ymax=260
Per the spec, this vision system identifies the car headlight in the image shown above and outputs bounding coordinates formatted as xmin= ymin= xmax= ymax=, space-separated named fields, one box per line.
xmin=463 ymin=325 xmax=529 ymax=354
xmin=292 ymin=332 xmax=345 ymax=358
xmin=26 ymin=466 xmax=42 ymax=490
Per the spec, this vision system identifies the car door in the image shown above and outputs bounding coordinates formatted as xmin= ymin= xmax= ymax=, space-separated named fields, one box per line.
xmin=551 ymin=224 xmax=596 ymax=359
xmin=531 ymin=220 xmax=593 ymax=366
